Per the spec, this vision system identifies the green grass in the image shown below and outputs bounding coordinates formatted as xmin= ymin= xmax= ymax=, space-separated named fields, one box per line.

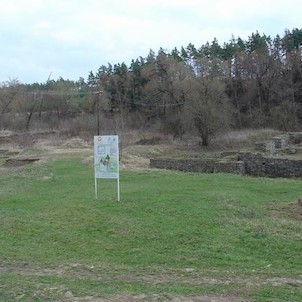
xmin=0 ymin=153 xmax=302 ymax=301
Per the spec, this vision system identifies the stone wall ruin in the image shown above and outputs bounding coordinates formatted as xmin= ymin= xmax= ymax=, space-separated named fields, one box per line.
xmin=150 ymin=132 xmax=302 ymax=178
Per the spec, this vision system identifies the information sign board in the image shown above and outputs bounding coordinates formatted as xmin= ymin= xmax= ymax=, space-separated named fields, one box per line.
xmin=94 ymin=135 xmax=120 ymax=200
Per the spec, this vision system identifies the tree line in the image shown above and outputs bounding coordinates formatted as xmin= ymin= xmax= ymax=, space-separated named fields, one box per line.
xmin=1 ymin=28 xmax=302 ymax=145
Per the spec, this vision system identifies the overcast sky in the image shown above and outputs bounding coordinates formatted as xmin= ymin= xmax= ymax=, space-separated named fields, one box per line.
xmin=0 ymin=0 xmax=301 ymax=84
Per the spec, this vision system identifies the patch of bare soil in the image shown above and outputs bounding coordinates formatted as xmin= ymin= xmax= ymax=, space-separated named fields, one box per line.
xmin=62 ymin=137 xmax=90 ymax=148
xmin=3 ymin=158 xmax=39 ymax=167
xmin=135 ymin=137 xmax=162 ymax=145
xmin=60 ymin=293 xmax=249 ymax=302
xmin=268 ymin=200 xmax=302 ymax=221
xmin=2 ymin=262 xmax=302 ymax=301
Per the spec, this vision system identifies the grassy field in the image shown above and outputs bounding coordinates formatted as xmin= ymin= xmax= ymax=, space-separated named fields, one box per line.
xmin=0 ymin=147 xmax=302 ymax=301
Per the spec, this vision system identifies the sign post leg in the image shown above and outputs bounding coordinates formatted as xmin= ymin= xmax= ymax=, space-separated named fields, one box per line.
xmin=117 ymin=178 xmax=120 ymax=202
xmin=95 ymin=177 xmax=98 ymax=199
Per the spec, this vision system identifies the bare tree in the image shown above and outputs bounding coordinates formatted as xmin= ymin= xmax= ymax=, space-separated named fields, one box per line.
xmin=184 ymin=77 xmax=233 ymax=146
xmin=0 ymin=78 xmax=21 ymax=129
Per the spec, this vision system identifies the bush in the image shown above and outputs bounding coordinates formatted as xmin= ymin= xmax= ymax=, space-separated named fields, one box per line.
xmin=270 ymin=101 xmax=299 ymax=131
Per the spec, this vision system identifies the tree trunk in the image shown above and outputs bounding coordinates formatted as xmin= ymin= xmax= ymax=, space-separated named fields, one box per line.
xmin=25 ymin=112 xmax=33 ymax=130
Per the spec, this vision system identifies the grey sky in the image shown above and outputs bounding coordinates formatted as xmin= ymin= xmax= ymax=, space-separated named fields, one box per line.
xmin=0 ymin=0 xmax=301 ymax=84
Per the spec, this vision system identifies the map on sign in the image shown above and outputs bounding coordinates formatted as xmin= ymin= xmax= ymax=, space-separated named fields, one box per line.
xmin=94 ymin=135 xmax=119 ymax=179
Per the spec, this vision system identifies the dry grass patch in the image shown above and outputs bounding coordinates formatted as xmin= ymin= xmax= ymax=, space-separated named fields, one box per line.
xmin=268 ymin=199 xmax=302 ymax=221
xmin=213 ymin=129 xmax=281 ymax=150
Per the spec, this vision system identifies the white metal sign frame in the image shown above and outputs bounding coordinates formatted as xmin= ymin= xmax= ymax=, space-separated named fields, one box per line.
xmin=94 ymin=135 xmax=120 ymax=201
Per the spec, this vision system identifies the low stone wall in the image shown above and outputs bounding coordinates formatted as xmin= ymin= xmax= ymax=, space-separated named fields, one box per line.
xmin=150 ymin=154 xmax=302 ymax=178
xmin=150 ymin=158 xmax=215 ymax=173
xmin=150 ymin=159 xmax=245 ymax=175
xmin=214 ymin=161 xmax=245 ymax=175
xmin=151 ymin=132 xmax=302 ymax=177
xmin=288 ymin=132 xmax=302 ymax=144
xmin=238 ymin=152 xmax=302 ymax=178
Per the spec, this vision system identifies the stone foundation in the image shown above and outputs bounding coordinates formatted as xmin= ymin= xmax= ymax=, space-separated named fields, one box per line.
xmin=150 ymin=159 xmax=215 ymax=173
xmin=214 ymin=161 xmax=245 ymax=175
xmin=150 ymin=132 xmax=302 ymax=178
xmin=150 ymin=154 xmax=302 ymax=178
xmin=150 ymin=158 xmax=245 ymax=175
xmin=237 ymin=152 xmax=302 ymax=178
